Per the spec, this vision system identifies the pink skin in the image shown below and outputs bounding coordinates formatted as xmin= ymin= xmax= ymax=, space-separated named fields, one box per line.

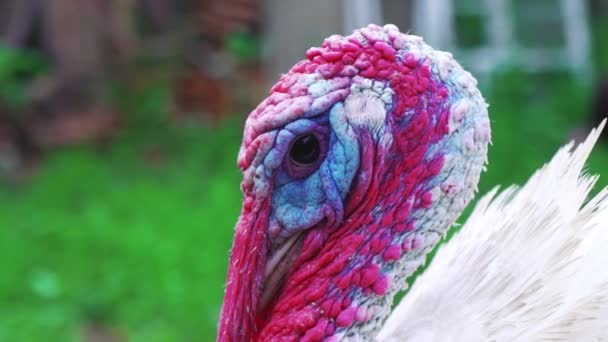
xmin=219 ymin=25 xmax=488 ymax=341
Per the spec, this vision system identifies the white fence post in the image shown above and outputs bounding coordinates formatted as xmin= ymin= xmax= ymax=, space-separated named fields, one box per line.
xmin=342 ymin=0 xmax=383 ymax=35
xmin=561 ymin=0 xmax=593 ymax=83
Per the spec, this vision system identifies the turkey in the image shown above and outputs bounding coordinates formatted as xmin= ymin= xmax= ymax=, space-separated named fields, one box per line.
xmin=218 ymin=24 xmax=608 ymax=341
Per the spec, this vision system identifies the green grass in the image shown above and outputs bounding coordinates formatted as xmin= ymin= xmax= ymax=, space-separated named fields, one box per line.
xmin=0 ymin=89 xmax=245 ymax=340
xmin=480 ymin=70 xmax=608 ymax=191
xmin=2 ymin=65 xmax=608 ymax=341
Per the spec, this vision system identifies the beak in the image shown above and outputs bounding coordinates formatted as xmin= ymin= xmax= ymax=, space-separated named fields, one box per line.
xmin=259 ymin=231 xmax=306 ymax=313
xmin=218 ymin=194 xmax=270 ymax=341
xmin=218 ymin=193 xmax=307 ymax=341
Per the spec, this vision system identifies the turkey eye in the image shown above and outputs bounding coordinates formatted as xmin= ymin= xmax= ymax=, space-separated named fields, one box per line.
xmin=289 ymin=134 xmax=320 ymax=165
xmin=284 ymin=131 xmax=327 ymax=179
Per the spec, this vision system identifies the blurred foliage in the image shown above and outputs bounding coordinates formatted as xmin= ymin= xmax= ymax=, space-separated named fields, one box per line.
xmin=455 ymin=14 xmax=486 ymax=48
xmin=226 ymin=31 xmax=261 ymax=63
xmin=1 ymin=11 xmax=608 ymax=342
xmin=0 ymin=80 xmax=243 ymax=340
xmin=0 ymin=43 xmax=48 ymax=109
xmin=592 ymin=18 xmax=608 ymax=72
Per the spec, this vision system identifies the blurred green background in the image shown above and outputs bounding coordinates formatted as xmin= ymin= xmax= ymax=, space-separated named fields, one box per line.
xmin=1 ymin=0 xmax=608 ymax=341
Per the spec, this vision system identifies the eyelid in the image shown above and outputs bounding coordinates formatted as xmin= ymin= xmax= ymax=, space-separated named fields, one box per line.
xmin=282 ymin=115 xmax=330 ymax=135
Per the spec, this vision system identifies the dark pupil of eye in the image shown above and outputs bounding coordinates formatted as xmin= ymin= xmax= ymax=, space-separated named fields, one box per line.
xmin=290 ymin=134 xmax=320 ymax=165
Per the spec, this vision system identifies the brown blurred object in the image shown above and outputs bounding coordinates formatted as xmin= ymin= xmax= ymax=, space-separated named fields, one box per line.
xmin=39 ymin=0 xmax=137 ymax=116
xmin=0 ymin=119 xmax=20 ymax=172
xmin=0 ymin=0 xmax=266 ymax=163
xmin=172 ymin=66 xmax=232 ymax=123
xmin=5 ymin=0 xmax=137 ymax=79
xmin=0 ymin=103 xmax=39 ymax=176
xmin=138 ymin=0 xmax=177 ymax=34
xmin=43 ymin=0 xmax=136 ymax=80
xmin=81 ymin=323 xmax=124 ymax=342
xmin=26 ymin=107 xmax=122 ymax=149
xmin=172 ymin=0 xmax=264 ymax=123
xmin=201 ymin=0 xmax=260 ymax=48
xmin=0 ymin=117 xmax=34 ymax=175
xmin=0 ymin=0 xmax=138 ymax=179
xmin=2 ymin=0 xmax=135 ymax=151
xmin=141 ymin=145 xmax=169 ymax=168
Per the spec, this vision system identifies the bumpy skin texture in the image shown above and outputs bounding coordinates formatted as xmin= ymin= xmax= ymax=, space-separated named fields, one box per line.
xmin=219 ymin=24 xmax=490 ymax=342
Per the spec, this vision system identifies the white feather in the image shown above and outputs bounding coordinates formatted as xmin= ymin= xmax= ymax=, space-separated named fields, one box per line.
xmin=377 ymin=120 xmax=608 ymax=342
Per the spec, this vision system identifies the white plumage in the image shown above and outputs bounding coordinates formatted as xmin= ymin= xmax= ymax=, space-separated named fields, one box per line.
xmin=378 ymin=121 xmax=608 ymax=341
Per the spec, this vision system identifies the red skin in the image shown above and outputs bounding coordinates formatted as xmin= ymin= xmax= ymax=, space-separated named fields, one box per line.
xmin=219 ymin=28 xmax=451 ymax=341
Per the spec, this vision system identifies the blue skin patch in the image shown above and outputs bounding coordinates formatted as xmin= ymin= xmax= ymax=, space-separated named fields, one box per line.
xmin=267 ymin=103 xmax=361 ymax=236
